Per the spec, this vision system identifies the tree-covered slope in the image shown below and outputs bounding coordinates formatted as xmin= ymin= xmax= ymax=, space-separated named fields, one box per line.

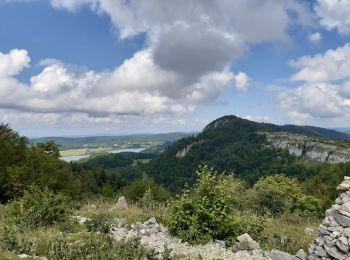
xmin=145 ymin=115 xmax=350 ymax=190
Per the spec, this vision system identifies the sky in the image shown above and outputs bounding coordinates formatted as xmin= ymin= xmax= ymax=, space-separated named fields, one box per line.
xmin=1 ymin=0 xmax=350 ymax=137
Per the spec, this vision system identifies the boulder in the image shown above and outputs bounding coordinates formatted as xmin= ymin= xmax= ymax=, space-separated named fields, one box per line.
xmin=341 ymin=201 xmax=350 ymax=212
xmin=333 ymin=211 xmax=350 ymax=227
xmin=336 ymin=236 xmax=349 ymax=253
xmin=232 ymin=233 xmax=260 ymax=252
xmin=269 ymin=250 xmax=298 ymax=260
xmin=307 ymin=256 xmax=321 ymax=260
xmin=72 ymin=215 xmax=90 ymax=224
xmin=344 ymin=228 xmax=350 ymax=237
xmin=337 ymin=182 xmax=350 ymax=192
xmin=295 ymin=249 xmax=307 ymax=260
xmin=313 ymin=248 xmax=327 ymax=257
xmin=324 ymin=245 xmax=346 ymax=260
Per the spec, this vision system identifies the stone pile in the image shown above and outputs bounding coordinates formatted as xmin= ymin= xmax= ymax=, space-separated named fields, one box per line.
xmin=115 ymin=196 xmax=128 ymax=210
xmin=110 ymin=217 xmax=271 ymax=259
xmin=308 ymin=176 xmax=350 ymax=260
xmin=109 ymin=217 xmax=309 ymax=259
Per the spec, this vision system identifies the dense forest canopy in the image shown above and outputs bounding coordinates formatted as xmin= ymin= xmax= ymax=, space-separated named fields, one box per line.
xmin=145 ymin=116 xmax=350 ymax=190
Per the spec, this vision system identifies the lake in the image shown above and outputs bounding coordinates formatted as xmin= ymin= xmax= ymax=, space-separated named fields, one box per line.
xmin=60 ymin=147 xmax=145 ymax=162
xmin=109 ymin=148 xmax=145 ymax=153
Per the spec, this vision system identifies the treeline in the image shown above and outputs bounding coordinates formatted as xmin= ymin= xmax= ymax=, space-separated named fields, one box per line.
xmin=0 ymin=124 xmax=80 ymax=202
xmin=0 ymin=124 xmax=160 ymax=203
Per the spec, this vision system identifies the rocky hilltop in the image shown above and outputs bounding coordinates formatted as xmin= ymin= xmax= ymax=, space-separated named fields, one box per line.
xmin=146 ymin=115 xmax=350 ymax=189
xmin=263 ymin=132 xmax=350 ymax=164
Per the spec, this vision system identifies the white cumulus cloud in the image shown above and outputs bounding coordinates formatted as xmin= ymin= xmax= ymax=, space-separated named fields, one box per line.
xmin=234 ymin=72 xmax=251 ymax=91
xmin=308 ymin=32 xmax=322 ymax=42
xmin=291 ymin=43 xmax=350 ymax=82
xmin=278 ymin=43 xmax=350 ymax=124
xmin=0 ymin=49 xmax=30 ymax=78
xmin=315 ymin=0 xmax=350 ymax=35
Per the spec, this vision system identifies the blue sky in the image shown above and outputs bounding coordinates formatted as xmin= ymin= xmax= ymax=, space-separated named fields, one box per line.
xmin=1 ymin=0 xmax=350 ymax=137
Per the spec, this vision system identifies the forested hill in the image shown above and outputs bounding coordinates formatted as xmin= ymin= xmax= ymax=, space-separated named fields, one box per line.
xmin=145 ymin=115 xmax=350 ymax=190
xmin=205 ymin=115 xmax=350 ymax=140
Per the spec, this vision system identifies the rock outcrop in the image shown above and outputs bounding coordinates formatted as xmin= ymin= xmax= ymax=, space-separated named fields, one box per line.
xmin=262 ymin=132 xmax=350 ymax=164
xmin=308 ymin=177 xmax=350 ymax=259
xmin=176 ymin=143 xmax=195 ymax=158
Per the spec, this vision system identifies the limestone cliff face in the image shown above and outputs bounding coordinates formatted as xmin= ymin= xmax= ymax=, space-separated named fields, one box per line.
xmin=176 ymin=143 xmax=195 ymax=158
xmin=261 ymin=132 xmax=350 ymax=164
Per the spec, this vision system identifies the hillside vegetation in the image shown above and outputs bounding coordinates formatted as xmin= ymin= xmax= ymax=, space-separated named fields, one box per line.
xmin=1 ymin=116 xmax=350 ymax=258
xmin=146 ymin=116 xmax=350 ymax=191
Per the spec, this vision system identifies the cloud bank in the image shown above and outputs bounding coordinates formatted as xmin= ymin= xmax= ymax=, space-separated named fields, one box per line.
xmin=1 ymin=0 xmax=313 ymax=130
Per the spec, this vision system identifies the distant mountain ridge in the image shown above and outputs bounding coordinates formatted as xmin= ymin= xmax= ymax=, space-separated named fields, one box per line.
xmin=30 ymin=132 xmax=194 ymax=150
xmin=145 ymin=115 xmax=350 ymax=190
xmin=205 ymin=115 xmax=350 ymax=140
xmin=335 ymin=127 xmax=350 ymax=135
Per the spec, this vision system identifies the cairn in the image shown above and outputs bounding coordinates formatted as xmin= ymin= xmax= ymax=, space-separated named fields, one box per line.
xmin=115 ymin=196 xmax=128 ymax=210
xmin=308 ymin=176 xmax=350 ymax=260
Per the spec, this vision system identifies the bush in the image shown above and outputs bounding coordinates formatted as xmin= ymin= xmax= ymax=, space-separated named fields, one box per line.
xmin=245 ymin=174 xmax=323 ymax=217
xmin=0 ymin=224 xmax=32 ymax=254
xmin=85 ymin=214 xmax=112 ymax=234
xmin=166 ymin=165 xmax=258 ymax=244
xmin=5 ymin=186 xmax=72 ymax=228
xmin=296 ymin=194 xmax=323 ymax=218
xmin=122 ymin=178 xmax=170 ymax=202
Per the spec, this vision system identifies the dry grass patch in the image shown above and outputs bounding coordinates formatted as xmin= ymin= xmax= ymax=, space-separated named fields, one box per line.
xmin=74 ymin=198 xmax=166 ymax=225
xmin=260 ymin=213 xmax=319 ymax=254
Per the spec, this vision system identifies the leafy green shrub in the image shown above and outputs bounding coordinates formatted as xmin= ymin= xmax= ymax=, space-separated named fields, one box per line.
xmin=0 ymin=224 xmax=32 ymax=254
xmin=5 ymin=186 xmax=71 ymax=228
xmin=0 ymin=225 xmax=19 ymax=252
xmin=166 ymin=165 xmax=257 ymax=244
xmin=246 ymin=174 xmax=301 ymax=215
xmin=122 ymin=177 xmax=170 ymax=202
xmin=244 ymin=174 xmax=323 ymax=217
xmin=232 ymin=213 xmax=265 ymax=240
xmin=295 ymin=194 xmax=323 ymax=218
xmin=85 ymin=214 xmax=112 ymax=234
xmin=246 ymin=174 xmax=322 ymax=217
